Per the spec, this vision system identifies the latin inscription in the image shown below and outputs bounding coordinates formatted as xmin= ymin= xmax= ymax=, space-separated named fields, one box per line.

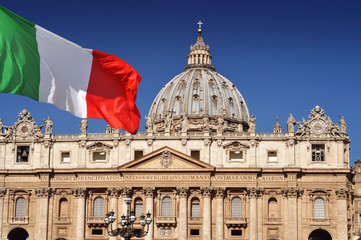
xmin=123 ymin=175 xmax=210 ymax=181
xmin=51 ymin=175 xmax=121 ymax=182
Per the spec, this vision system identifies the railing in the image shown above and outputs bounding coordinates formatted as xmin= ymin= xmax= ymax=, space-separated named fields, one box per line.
xmin=155 ymin=216 xmax=177 ymax=227
xmin=264 ymin=217 xmax=281 ymax=224
xmin=188 ymin=217 xmax=202 ymax=223
xmin=87 ymin=216 xmax=105 ymax=222
xmin=309 ymin=218 xmax=331 ymax=226
xmin=225 ymin=217 xmax=247 ymax=227
xmin=10 ymin=216 xmax=29 ymax=224
xmin=56 ymin=216 xmax=71 ymax=222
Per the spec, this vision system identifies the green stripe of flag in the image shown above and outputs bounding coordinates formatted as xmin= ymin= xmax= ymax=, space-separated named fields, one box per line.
xmin=0 ymin=5 xmax=40 ymax=100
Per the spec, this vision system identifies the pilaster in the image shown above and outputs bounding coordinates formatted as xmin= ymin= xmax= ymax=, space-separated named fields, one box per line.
xmin=201 ymin=187 xmax=212 ymax=240
xmin=72 ymin=188 xmax=87 ymax=240
xmin=144 ymin=187 xmax=155 ymax=240
xmin=247 ymin=187 xmax=258 ymax=240
xmin=215 ymin=188 xmax=225 ymax=240
xmin=35 ymin=187 xmax=53 ymax=240
xmin=177 ymin=187 xmax=189 ymax=240
xmin=335 ymin=188 xmax=348 ymax=240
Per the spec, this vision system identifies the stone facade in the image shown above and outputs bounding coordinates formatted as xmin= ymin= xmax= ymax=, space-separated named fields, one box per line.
xmin=0 ymin=26 xmax=356 ymax=240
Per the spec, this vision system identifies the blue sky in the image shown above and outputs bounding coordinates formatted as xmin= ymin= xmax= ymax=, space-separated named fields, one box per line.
xmin=1 ymin=1 xmax=361 ymax=164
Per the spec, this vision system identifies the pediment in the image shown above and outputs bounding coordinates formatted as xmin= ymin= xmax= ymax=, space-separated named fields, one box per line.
xmin=119 ymin=146 xmax=214 ymax=172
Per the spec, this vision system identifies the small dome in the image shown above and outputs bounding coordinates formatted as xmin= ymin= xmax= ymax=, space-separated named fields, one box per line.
xmin=146 ymin=25 xmax=250 ymax=134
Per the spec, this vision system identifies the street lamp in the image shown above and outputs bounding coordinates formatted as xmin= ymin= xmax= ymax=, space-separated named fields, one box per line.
xmin=104 ymin=195 xmax=152 ymax=240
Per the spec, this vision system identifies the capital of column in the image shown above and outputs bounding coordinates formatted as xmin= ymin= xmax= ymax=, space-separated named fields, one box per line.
xmin=177 ymin=187 xmax=189 ymax=198
xmin=72 ymin=188 xmax=87 ymax=198
xmin=281 ymin=187 xmax=303 ymax=198
xmin=0 ymin=188 xmax=6 ymax=198
xmin=247 ymin=187 xmax=258 ymax=198
xmin=201 ymin=187 xmax=213 ymax=198
xmin=35 ymin=187 xmax=53 ymax=198
xmin=214 ymin=188 xmax=225 ymax=199
xmin=107 ymin=187 xmax=121 ymax=198
xmin=335 ymin=188 xmax=349 ymax=200
xmin=144 ymin=187 xmax=155 ymax=198
xmin=121 ymin=187 xmax=132 ymax=198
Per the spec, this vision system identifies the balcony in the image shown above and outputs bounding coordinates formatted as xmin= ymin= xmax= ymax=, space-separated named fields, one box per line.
xmin=10 ymin=216 xmax=29 ymax=225
xmin=309 ymin=218 xmax=331 ymax=226
xmin=87 ymin=216 xmax=106 ymax=227
xmin=225 ymin=217 xmax=247 ymax=228
xmin=55 ymin=216 xmax=71 ymax=225
xmin=155 ymin=216 xmax=177 ymax=227
xmin=264 ymin=217 xmax=281 ymax=225
xmin=188 ymin=217 xmax=202 ymax=224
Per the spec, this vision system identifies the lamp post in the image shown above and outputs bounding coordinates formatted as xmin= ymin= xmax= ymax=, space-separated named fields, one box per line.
xmin=104 ymin=195 xmax=152 ymax=240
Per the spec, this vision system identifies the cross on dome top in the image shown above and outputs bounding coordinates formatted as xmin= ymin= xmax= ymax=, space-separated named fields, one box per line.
xmin=197 ymin=21 xmax=203 ymax=29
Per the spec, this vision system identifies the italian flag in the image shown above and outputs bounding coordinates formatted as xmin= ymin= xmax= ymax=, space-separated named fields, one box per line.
xmin=0 ymin=6 xmax=141 ymax=134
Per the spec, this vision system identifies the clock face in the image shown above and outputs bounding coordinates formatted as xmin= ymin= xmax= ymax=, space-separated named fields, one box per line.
xmin=310 ymin=119 xmax=326 ymax=134
xmin=17 ymin=122 xmax=32 ymax=136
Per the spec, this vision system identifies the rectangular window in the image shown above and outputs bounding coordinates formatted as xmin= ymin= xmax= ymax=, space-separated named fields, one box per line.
xmin=92 ymin=229 xmax=103 ymax=235
xmin=135 ymin=203 xmax=143 ymax=217
xmin=268 ymin=151 xmax=277 ymax=162
xmin=230 ymin=151 xmax=243 ymax=162
xmin=134 ymin=150 xmax=144 ymax=160
xmin=16 ymin=146 xmax=29 ymax=163
xmin=191 ymin=150 xmax=200 ymax=160
xmin=61 ymin=152 xmax=70 ymax=163
xmin=191 ymin=203 xmax=200 ymax=217
xmin=231 ymin=229 xmax=242 ymax=236
xmin=312 ymin=145 xmax=325 ymax=161
xmin=93 ymin=152 xmax=106 ymax=162
xmin=190 ymin=229 xmax=200 ymax=236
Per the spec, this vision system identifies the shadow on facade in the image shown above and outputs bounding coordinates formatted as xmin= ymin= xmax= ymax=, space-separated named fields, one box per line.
xmin=308 ymin=229 xmax=332 ymax=240
xmin=7 ymin=227 xmax=29 ymax=240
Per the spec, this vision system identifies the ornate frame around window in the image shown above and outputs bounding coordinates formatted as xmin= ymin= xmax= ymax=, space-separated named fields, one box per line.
xmin=9 ymin=190 xmax=31 ymax=224
xmin=86 ymin=142 xmax=112 ymax=163
xmin=223 ymin=141 xmax=249 ymax=163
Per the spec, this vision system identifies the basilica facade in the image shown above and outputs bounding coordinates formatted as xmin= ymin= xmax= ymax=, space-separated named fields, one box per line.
xmin=0 ymin=27 xmax=356 ymax=240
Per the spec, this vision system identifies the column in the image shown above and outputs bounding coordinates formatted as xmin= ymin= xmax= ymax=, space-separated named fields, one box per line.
xmin=144 ymin=187 xmax=155 ymax=240
xmin=72 ymin=188 xmax=87 ymax=240
xmin=215 ymin=188 xmax=225 ymax=240
xmin=35 ymin=188 xmax=52 ymax=240
xmin=0 ymin=189 xmax=6 ymax=239
xmin=257 ymin=189 xmax=264 ymax=240
xmin=178 ymin=187 xmax=188 ymax=240
xmin=285 ymin=188 xmax=299 ymax=240
xmin=121 ymin=187 xmax=132 ymax=216
xmin=336 ymin=188 xmax=349 ymax=240
xmin=202 ymin=187 xmax=212 ymax=240
xmin=108 ymin=188 xmax=121 ymax=240
xmin=247 ymin=188 xmax=258 ymax=240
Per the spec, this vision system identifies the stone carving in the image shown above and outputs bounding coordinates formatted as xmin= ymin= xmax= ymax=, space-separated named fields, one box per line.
xmin=215 ymin=188 xmax=225 ymax=199
xmin=273 ymin=118 xmax=282 ymax=133
xmin=160 ymin=150 xmax=173 ymax=168
xmin=80 ymin=118 xmax=88 ymax=134
xmin=121 ymin=187 xmax=132 ymax=197
xmin=145 ymin=115 xmax=153 ymax=133
xmin=177 ymin=187 xmax=189 ymax=197
xmin=0 ymin=119 xmax=3 ymax=134
xmin=107 ymin=187 xmax=121 ymax=198
xmin=35 ymin=187 xmax=53 ymax=198
xmin=201 ymin=187 xmax=213 ymax=197
xmin=247 ymin=187 xmax=258 ymax=198
xmin=181 ymin=115 xmax=189 ymax=133
xmin=144 ymin=187 xmax=155 ymax=197
xmin=217 ymin=116 xmax=224 ymax=134
xmin=295 ymin=106 xmax=347 ymax=138
xmin=44 ymin=116 xmax=53 ymax=134
xmin=340 ymin=116 xmax=347 ymax=133
xmin=72 ymin=188 xmax=87 ymax=198
xmin=335 ymin=188 xmax=349 ymax=200
xmin=282 ymin=187 xmax=302 ymax=198
xmin=159 ymin=227 xmax=173 ymax=237
xmin=249 ymin=115 xmax=256 ymax=133
xmin=287 ymin=113 xmax=296 ymax=133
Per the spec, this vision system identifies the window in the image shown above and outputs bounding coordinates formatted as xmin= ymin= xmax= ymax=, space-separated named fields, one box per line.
xmin=15 ymin=197 xmax=26 ymax=217
xmin=231 ymin=197 xmax=242 ymax=217
xmin=161 ymin=197 xmax=172 ymax=217
xmin=190 ymin=229 xmax=200 ymax=236
xmin=268 ymin=151 xmax=277 ymax=162
xmin=231 ymin=229 xmax=242 ymax=236
xmin=93 ymin=197 xmax=104 ymax=217
xmin=312 ymin=145 xmax=325 ymax=162
xmin=268 ymin=198 xmax=278 ymax=218
xmin=191 ymin=198 xmax=200 ymax=217
xmin=92 ymin=229 xmax=103 ymax=235
xmin=314 ymin=197 xmax=325 ymax=219
xmin=134 ymin=150 xmax=144 ymax=160
xmin=135 ymin=198 xmax=143 ymax=217
xmin=191 ymin=150 xmax=200 ymax=160
xmin=61 ymin=152 xmax=70 ymax=163
xmin=59 ymin=198 xmax=69 ymax=218
xmin=16 ymin=146 xmax=29 ymax=163
xmin=230 ymin=151 xmax=243 ymax=162
xmin=93 ymin=152 xmax=106 ymax=162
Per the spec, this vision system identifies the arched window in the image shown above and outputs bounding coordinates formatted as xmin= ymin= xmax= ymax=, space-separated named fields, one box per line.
xmin=191 ymin=198 xmax=200 ymax=217
xmin=59 ymin=198 xmax=68 ymax=218
xmin=15 ymin=197 xmax=26 ymax=218
xmin=93 ymin=197 xmax=104 ymax=217
xmin=134 ymin=198 xmax=143 ymax=217
xmin=268 ymin=198 xmax=278 ymax=218
xmin=231 ymin=197 xmax=242 ymax=217
xmin=314 ymin=197 xmax=325 ymax=219
xmin=161 ymin=197 xmax=172 ymax=217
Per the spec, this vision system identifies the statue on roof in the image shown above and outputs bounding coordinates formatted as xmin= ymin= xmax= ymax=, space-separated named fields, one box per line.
xmin=287 ymin=113 xmax=297 ymax=133
xmin=249 ymin=115 xmax=256 ymax=133
xmin=340 ymin=116 xmax=347 ymax=133
xmin=44 ymin=117 xmax=53 ymax=134
xmin=80 ymin=118 xmax=88 ymax=134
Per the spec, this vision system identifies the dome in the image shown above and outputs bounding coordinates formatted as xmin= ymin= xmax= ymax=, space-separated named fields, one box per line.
xmin=146 ymin=25 xmax=250 ymax=134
